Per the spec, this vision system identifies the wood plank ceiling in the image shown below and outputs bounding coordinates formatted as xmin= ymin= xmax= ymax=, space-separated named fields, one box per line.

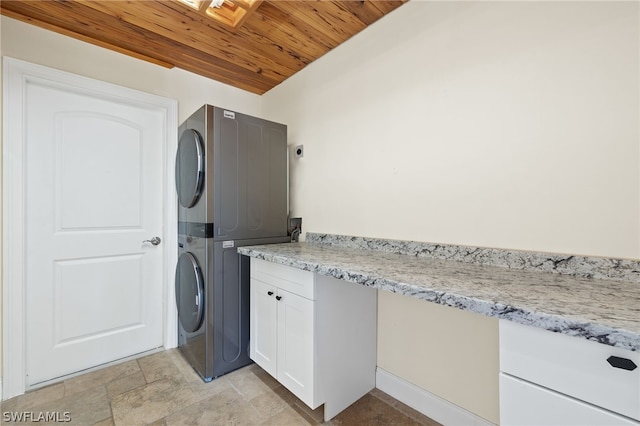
xmin=1 ymin=0 xmax=407 ymax=94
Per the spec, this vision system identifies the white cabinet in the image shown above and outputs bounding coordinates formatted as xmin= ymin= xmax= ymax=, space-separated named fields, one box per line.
xmin=249 ymin=258 xmax=377 ymax=420
xmin=500 ymin=320 xmax=640 ymax=425
xmin=252 ymin=277 xmax=316 ymax=405
xmin=501 ymin=374 xmax=639 ymax=425
xmin=250 ymin=279 xmax=279 ymax=377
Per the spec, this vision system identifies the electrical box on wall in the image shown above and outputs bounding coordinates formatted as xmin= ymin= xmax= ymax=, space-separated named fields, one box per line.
xmin=294 ymin=145 xmax=304 ymax=158
xmin=288 ymin=217 xmax=302 ymax=242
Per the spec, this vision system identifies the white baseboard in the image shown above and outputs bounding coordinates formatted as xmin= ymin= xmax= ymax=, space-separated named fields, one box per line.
xmin=376 ymin=368 xmax=495 ymax=426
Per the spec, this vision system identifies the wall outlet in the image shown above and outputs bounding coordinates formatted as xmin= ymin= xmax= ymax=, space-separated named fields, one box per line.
xmin=288 ymin=217 xmax=302 ymax=241
xmin=288 ymin=217 xmax=302 ymax=233
xmin=294 ymin=145 xmax=304 ymax=158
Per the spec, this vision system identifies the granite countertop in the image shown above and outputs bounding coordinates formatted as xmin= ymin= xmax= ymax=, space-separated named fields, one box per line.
xmin=238 ymin=234 xmax=640 ymax=352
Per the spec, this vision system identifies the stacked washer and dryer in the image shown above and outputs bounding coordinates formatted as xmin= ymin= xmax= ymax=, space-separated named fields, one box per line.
xmin=174 ymin=105 xmax=290 ymax=381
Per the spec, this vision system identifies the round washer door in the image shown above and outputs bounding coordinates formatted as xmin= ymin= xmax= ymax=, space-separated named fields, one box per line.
xmin=175 ymin=252 xmax=205 ymax=333
xmin=175 ymin=129 xmax=205 ymax=208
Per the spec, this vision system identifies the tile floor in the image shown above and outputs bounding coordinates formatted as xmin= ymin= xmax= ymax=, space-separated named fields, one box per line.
xmin=0 ymin=349 xmax=441 ymax=425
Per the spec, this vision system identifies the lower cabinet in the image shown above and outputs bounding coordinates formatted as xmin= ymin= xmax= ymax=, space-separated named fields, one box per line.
xmin=249 ymin=258 xmax=377 ymax=420
xmin=500 ymin=320 xmax=640 ymax=425
xmin=251 ymin=278 xmax=316 ymax=406
xmin=501 ymin=374 xmax=639 ymax=425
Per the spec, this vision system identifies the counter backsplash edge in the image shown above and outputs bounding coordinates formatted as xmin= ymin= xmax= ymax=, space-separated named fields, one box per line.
xmin=305 ymin=233 xmax=640 ymax=284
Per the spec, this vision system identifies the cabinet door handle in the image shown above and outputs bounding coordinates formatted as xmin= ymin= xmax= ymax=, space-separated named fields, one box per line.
xmin=275 ymin=295 xmax=282 ymax=301
xmin=267 ymin=291 xmax=274 ymax=296
xmin=607 ymin=356 xmax=638 ymax=371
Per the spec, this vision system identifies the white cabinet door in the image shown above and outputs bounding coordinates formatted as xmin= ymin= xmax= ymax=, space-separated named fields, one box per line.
xmin=277 ymin=288 xmax=316 ymax=408
xmin=501 ymin=374 xmax=639 ymax=426
xmin=250 ymin=279 xmax=278 ymax=377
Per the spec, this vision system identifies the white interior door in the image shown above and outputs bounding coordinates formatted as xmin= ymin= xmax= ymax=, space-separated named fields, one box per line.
xmin=19 ymin=69 xmax=168 ymax=387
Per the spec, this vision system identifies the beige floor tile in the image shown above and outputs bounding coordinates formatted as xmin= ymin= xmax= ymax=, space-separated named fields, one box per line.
xmin=288 ymin=402 xmax=324 ymax=425
xmin=111 ymin=378 xmax=200 ymax=425
xmin=369 ymin=388 xmax=442 ymax=426
xmin=14 ymin=382 xmax=65 ymax=411
xmin=92 ymin=417 xmax=115 ymax=426
xmin=226 ymin=364 xmax=280 ymax=401
xmin=164 ymin=388 xmax=262 ymax=426
xmin=261 ymin=406 xmax=318 ymax=425
xmin=0 ymin=395 xmax=19 ymax=413
xmin=137 ymin=351 xmax=187 ymax=385
xmin=64 ymin=360 xmax=141 ymax=397
xmin=29 ymin=383 xmax=112 ymax=425
xmin=188 ymin=374 xmax=235 ymax=401
xmin=328 ymin=393 xmax=427 ymax=426
xmin=2 ymin=350 xmax=441 ymax=426
xmin=369 ymin=387 xmax=399 ymax=405
xmin=248 ymin=385 xmax=290 ymax=418
xmin=106 ymin=371 xmax=147 ymax=399
xmin=249 ymin=365 xmax=282 ymax=390
xmin=165 ymin=348 xmax=202 ymax=384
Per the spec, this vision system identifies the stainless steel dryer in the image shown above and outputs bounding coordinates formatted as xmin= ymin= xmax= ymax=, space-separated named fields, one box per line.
xmin=175 ymin=105 xmax=289 ymax=381
xmin=175 ymin=104 xmax=288 ymax=237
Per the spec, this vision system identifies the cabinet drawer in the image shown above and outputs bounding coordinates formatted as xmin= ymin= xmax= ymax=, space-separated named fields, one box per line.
xmin=251 ymin=258 xmax=315 ymax=300
xmin=500 ymin=320 xmax=640 ymax=420
xmin=500 ymin=374 xmax=639 ymax=425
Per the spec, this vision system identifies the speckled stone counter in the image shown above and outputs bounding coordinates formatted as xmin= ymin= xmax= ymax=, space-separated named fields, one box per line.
xmin=237 ymin=234 xmax=640 ymax=352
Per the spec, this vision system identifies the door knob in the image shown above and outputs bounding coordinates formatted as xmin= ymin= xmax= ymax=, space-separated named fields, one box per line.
xmin=143 ymin=236 xmax=161 ymax=246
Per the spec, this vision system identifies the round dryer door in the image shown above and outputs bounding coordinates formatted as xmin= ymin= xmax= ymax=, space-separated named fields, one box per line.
xmin=175 ymin=252 xmax=205 ymax=333
xmin=175 ymin=129 xmax=205 ymax=208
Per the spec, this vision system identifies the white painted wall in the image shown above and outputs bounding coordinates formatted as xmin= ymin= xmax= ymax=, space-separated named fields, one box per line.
xmin=263 ymin=1 xmax=640 ymax=260
xmin=261 ymin=1 xmax=639 ymax=423
xmin=0 ymin=15 xmax=261 ymax=385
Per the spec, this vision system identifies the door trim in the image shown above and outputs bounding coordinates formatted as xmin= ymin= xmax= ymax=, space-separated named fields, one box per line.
xmin=2 ymin=57 xmax=178 ymax=400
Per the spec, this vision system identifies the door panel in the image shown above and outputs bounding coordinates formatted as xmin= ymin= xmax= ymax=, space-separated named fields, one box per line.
xmin=57 ymin=114 xmax=142 ymax=228
xmin=55 ymin=255 xmax=143 ymax=342
xmin=250 ymin=278 xmax=278 ymax=377
xmin=277 ymin=289 xmax=314 ymax=405
xmin=24 ymin=79 xmax=164 ymax=386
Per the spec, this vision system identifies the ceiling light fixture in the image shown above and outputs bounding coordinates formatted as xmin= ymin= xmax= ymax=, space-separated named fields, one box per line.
xmin=179 ymin=0 xmax=203 ymax=10
xmin=178 ymin=0 xmax=262 ymax=29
